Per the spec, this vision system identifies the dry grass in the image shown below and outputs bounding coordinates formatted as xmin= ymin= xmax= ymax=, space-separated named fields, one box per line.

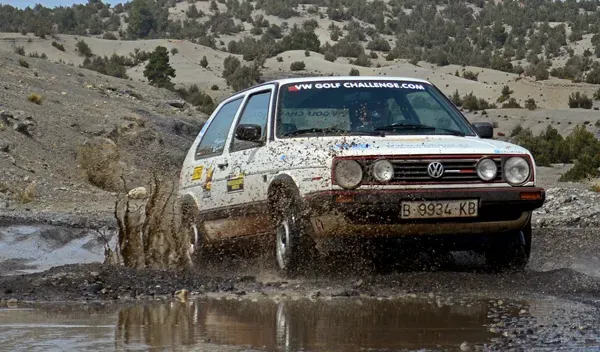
xmin=27 ymin=93 xmax=43 ymax=105
xmin=590 ymin=181 xmax=600 ymax=193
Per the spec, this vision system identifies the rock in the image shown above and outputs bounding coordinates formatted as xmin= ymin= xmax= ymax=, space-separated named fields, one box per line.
xmin=460 ymin=342 xmax=471 ymax=351
xmin=12 ymin=120 xmax=34 ymax=136
xmin=0 ymin=139 xmax=9 ymax=152
xmin=167 ymin=100 xmax=186 ymax=108
xmin=127 ymin=187 xmax=148 ymax=199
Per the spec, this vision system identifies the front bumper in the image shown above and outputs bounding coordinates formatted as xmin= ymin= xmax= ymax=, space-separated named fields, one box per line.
xmin=302 ymin=187 xmax=545 ymax=237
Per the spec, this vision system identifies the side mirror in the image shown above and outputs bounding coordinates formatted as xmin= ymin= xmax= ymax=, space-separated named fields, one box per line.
xmin=235 ymin=124 xmax=262 ymax=142
xmin=472 ymin=122 xmax=493 ymax=139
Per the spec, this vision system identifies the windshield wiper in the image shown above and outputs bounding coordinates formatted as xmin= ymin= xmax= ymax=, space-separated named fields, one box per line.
xmin=283 ymin=128 xmax=384 ymax=137
xmin=374 ymin=122 xmax=465 ymax=136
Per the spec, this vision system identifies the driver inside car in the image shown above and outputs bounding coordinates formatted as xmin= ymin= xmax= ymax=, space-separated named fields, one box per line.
xmin=355 ymin=100 xmax=390 ymax=131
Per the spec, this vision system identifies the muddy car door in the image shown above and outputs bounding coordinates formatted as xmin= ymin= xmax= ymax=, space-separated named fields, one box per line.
xmin=218 ymin=85 xmax=276 ymax=238
xmin=184 ymin=97 xmax=244 ymax=219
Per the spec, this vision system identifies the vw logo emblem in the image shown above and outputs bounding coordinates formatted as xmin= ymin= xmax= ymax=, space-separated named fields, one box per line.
xmin=427 ymin=162 xmax=444 ymax=178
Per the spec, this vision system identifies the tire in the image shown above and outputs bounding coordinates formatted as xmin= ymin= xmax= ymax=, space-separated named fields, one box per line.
xmin=181 ymin=204 xmax=211 ymax=267
xmin=273 ymin=197 xmax=314 ymax=277
xmin=485 ymin=220 xmax=532 ymax=272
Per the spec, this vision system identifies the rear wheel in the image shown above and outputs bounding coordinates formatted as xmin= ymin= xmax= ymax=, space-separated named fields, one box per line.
xmin=485 ymin=220 xmax=532 ymax=272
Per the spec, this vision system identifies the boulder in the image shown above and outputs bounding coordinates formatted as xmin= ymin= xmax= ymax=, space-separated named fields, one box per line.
xmin=167 ymin=100 xmax=186 ymax=109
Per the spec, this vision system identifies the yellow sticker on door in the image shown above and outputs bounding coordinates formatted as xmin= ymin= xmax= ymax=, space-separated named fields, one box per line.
xmin=226 ymin=175 xmax=244 ymax=192
xmin=191 ymin=166 xmax=203 ymax=181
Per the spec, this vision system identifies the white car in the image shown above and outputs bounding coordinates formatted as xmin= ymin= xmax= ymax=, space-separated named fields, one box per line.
xmin=178 ymin=76 xmax=545 ymax=275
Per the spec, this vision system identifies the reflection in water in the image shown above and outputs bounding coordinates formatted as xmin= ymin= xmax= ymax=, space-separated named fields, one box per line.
xmin=113 ymin=296 xmax=503 ymax=352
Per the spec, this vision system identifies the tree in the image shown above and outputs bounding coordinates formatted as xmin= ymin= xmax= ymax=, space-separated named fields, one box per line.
xmin=524 ymin=98 xmax=537 ymax=110
xmin=144 ymin=46 xmax=176 ymax=90
xmin=76 ymin=39 xmax=93 ymax=57
xmin=127 ymin=0 xmax=167 ymax=39
xmin=200 ymin=55 xmax=208 ymax=68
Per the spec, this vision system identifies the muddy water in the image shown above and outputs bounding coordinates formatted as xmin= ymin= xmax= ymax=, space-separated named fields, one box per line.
xmin=0 ymin=296 xmax=558 ymax=352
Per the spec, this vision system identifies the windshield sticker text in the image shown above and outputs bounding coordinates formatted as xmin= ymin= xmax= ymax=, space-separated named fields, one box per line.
xmin=287 ymin=82 xmax=426 ymax=92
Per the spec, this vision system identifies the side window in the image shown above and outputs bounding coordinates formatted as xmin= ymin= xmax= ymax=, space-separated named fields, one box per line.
xmin=195 ymin=98 xmax=243 ymax=159
xmin=230 ymin=90 xmax=272 ymax=153
xmin=405 ymin=91 xmax=460 ymax=129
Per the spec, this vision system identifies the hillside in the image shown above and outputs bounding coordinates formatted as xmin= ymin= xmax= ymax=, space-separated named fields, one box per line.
xmin=1 ymin=0 xmax=600 ymax=219
xmin=0 ymin=50 xmax=203 ymax=218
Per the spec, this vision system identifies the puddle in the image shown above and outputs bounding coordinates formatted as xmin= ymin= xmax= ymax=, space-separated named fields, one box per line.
xmin=0 ymin=296 xmax=528 ymax=352
xmin=0 ymin=225 xmax=115 ymax=275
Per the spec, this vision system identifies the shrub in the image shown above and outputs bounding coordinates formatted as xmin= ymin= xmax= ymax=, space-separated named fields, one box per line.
xmin=593 ymin=88 xmax=600 ymax=101
xmin=211 ymin=84 xmax=218 ymax=90
xmin=462 ymin=70 xmax=479 ymax=81
xmin=177 ymin=84 xmax=215 ymax=115
xmin=366 ymin=37 xmax=391 ymax=52
xmin=170 ymin=48 xmax=179 ymax=55
xmin=461 ymin=92 xmax=494 ymax=111
xmin=14 ymin=46 xmax=25 ymax=56
xmin=28 ymin=51 xmax=46 ymax=59
xmin=102 ymin=32 xmax=118 ymax=40
xmin=304 ymin=50 xmax=310 ymax=57
xmin=27 ymin=93 xmax=43 ymax=104
xmin=501 ymin=97 xmax=521 ymax=108
xmin=524 ymin=98 xmax=537 ymax=110
xmin=76 ymin=40 xmax=93 ymax=57
xmin=82 ymin=54 xmax=129 ymax=79
xmin=276 ymin=56 xmax=283 ymax=62
xmin=18 ymin=59 xmax=29 ymax=68
xmin=200 ymin=56 xmax=208 ymax=68
xmin=290 ymin=61 xmax=305 ymax=71
xmin=351 ymin=53 xmax=372 ymax=67
xmin=324 ymin=51 xmax=336 ymax=62
xmin=349 ymin=68 xmax=360 ymax=76
xmin=568 ymin=92 xmax=593 ymax=109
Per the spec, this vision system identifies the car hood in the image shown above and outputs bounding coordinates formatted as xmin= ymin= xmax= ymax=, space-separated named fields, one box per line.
xmin=272 ymin=135 xmax=532 ymax=158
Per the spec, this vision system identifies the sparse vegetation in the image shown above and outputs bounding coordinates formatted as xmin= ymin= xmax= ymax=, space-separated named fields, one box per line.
xmin=290 ymin=61 xmax=305 ymax=71
xmin=27 ymin=93 xmax=43 ymax=105
xmin=170 ymin=48 xmax=179 ymax=55
xmin=349 ymin=68 xmax=360 ymax=76
xmin=18 ymin=59 xmax=29 ymax=68
xmin=462 ymin=70 xmax=479 ymax=81
xmin=76 ymin=40 xmax=93 ymax=58
xmin=524 ymin=98 xmax=537 ymax=110
xmin=51 ymin=41 xmax=65 ymax=51
xmin=28 ymin=52 xmax=47 ymax=59
xmin=82 ymin=54 xmax=129 ymax=79
xmin=510 ymin=125 xmax=600 ymax=181
xmin=222 ymin=55 xmax=261 ymax=92
xmin=14 ymin=46 xmax=25 ymax=56
xmin=568 ymin=92 xmax=593 ymax=109
xmin=177 ymin=84 xmax=215 ymax=115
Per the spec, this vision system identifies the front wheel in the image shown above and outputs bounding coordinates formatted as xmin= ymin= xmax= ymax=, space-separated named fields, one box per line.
xmin=274 ymin=198 xmax=314 ymax=277
xmin=181 ymin=204 xmax=210 ymax=267
xmin=485 ymin=220 xmax=532 ymax=272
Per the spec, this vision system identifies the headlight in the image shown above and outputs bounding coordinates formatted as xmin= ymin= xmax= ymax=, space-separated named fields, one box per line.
xmin=372 ymin=159 xmax=394 ymax=182
xmin=334 ymin=160 xmax=363 ymax=189
xmin=476 ymin=158 xmax=498 ymax=181
xmin=504 ymin=157 xmax=530 ymax=185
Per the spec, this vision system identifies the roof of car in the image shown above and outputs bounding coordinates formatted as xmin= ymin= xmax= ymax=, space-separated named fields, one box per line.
xmin=267 ymin=75 xmax=432 ymax=86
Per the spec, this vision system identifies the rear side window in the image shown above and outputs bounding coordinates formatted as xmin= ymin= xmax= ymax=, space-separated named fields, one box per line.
xmin=195 ymin=98 xmax=243 ymax=159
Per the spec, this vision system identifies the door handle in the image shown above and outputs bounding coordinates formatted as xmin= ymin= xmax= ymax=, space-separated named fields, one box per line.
xmin=217 ymin=162 xmax=229 ymax=169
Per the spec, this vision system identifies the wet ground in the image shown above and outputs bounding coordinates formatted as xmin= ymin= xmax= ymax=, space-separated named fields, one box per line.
xmin=1 ymin=223 xmax=600 ymax=351
xmin=1 ymin=294 xmax=599 ymax=352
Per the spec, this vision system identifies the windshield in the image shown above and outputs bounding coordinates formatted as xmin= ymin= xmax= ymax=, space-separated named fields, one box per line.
xmin=275 ymin=80 xmax=476 ymax=138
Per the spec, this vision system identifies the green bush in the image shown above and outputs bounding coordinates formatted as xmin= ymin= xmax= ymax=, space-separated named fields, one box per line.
xmin=18 ymin=58 xmax=29 ymax=68
xmin=290 ymin=61 xmax=305 ymax=71
xmin=51 ymin=41 xmax=65 ymax=51
xmin=76 ymin=40 xmax=93 ymax=57
xmin=568 ymin=92 xmax=593 ymax=109
xmin=510 ymin=124 xmax=600 ymax=181
xmin=177 ymin=84 xmax=215 ymax=115
xmin=524 ymin=98 xmax=537 ymax=110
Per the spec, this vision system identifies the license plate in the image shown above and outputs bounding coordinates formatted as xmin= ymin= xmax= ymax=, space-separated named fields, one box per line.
xmin=400 ymin=200 xmax=478 ymax=219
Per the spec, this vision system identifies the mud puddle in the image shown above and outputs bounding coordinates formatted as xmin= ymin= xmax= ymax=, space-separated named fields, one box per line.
xmin=1 ymin=295 xmax=599 ymax=352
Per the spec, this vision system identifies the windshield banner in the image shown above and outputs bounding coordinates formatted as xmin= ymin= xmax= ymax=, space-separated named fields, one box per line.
xmin=287 ymin=81 xmax=427 ymax=92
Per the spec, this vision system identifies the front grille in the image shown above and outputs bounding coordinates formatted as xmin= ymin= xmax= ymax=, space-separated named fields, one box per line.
xmin=364 ymin=157 xmax=503 ymax=184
